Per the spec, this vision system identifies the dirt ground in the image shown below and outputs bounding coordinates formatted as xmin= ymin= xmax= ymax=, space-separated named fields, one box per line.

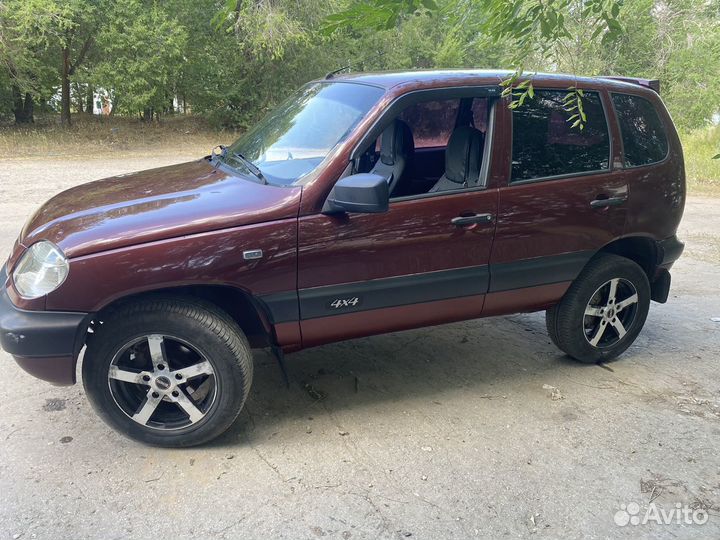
xmin=1 ymin=155 xmax=719 ymax=540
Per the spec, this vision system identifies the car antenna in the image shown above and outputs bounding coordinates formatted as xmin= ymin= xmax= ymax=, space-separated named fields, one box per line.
xmin=325 ymin=66 xmax=351 ymax=79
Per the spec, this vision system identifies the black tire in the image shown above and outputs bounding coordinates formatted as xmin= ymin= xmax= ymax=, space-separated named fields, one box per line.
xmin=550 ymin=253 xmax=650 ymax=363
xmin=82 ymin=296 xmax=253 ymax=447
xmin=545 ymin=304 xmax=560 ymax=349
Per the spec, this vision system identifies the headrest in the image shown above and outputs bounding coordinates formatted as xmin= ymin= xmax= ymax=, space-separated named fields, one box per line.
xmin=445 ymin=126 xmax=483 ymax=185
xmin=380 ymin=120 xmax=414 ymax=166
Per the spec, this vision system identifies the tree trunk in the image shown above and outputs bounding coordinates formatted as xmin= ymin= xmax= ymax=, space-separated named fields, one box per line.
xmin=12 ymin=86 xmax=34 ymax=124
xmin=61 ymin=47 xmax=72 ymax=125
xmin=143 ymin=108 xmax=153 ymax=122
xmin=22 ymin=93 xmax=34 ymax=123
xmin=86 ymin=87 xmax=94 ymax=114
xmin=76 ymin=84 xmax=84 ymax=113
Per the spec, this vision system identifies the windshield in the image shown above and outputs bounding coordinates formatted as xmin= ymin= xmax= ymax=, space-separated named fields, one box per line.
xmin=224 ymin=82 xmax=384 ymax=186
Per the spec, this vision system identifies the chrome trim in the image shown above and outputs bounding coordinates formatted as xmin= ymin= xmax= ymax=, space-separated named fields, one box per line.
xmin=243 ymin=249 xmax=263 ymax=260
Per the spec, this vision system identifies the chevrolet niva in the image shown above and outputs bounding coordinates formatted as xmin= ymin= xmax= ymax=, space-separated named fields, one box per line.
xmin=0 ymin=70 xmax=684 ymax=446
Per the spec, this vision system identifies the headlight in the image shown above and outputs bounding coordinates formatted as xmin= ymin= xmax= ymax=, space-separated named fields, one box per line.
xmin=12 ymin=241 xmax=69 ymax=299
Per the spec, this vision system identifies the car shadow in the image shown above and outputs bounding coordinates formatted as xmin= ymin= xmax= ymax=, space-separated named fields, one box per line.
xmin=202 ymin=302 xmax=705 ymax=449
xmin=205 ymin=311 xmax=627 ymax=448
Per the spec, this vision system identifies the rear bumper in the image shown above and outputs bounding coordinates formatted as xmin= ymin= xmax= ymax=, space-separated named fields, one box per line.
xmin=0 ymin=266 xmax=88 ymax=385
xmin=651 ymin=235 xmax=684 ymax=303
xmin=657 ymin=235 xmax=684 ymax=267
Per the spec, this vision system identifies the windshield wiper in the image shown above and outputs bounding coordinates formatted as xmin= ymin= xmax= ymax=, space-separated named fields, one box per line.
xmin=229 ymin=151 xmax=267 ymax=185
xmin=210 ymin=145 xmax=267 ymax=185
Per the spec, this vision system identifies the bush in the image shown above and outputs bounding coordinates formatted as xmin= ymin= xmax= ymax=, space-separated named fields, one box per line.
xmin=681 ymin=126 xmax=720 ymax=194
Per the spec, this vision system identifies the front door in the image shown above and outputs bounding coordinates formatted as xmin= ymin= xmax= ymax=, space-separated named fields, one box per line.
xmin=297 ymin=92 xmax=500 ymax=347
xmin=297 ymin=189 xmax=498 ymax=347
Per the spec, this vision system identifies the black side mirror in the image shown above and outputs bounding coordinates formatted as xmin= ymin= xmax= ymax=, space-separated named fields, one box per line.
xmin=323 ymin=173 xmax=389 ymax=214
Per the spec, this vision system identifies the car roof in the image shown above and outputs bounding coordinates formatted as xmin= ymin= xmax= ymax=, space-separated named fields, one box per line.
xmin=319 ymin=69 xmax=654 ymax=95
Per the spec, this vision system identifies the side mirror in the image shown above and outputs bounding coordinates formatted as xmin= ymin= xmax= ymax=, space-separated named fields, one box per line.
xmin=323 ymin=173 xmax=389 ymax=214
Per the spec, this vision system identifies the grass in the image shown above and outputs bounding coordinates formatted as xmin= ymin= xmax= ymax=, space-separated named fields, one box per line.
xmin=0 ymin=114 xmax=237 ymax=159
xmin=680 ymin=126 xmax=720 ymax=196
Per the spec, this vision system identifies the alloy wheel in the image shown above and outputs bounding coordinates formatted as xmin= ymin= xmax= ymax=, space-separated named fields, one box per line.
xmin=107 ymin=334 xmax=217 ymax=430
xmin=583 ymin=278 xmax=639 ymax=348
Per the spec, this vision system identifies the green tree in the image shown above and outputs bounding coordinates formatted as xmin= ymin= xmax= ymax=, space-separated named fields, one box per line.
xmin=0 ymin=0 xmax=58 ymax=123
xmin=93 ymin=0 xmax=186 ymax=120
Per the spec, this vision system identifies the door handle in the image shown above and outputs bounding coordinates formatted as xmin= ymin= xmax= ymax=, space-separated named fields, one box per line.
xmin=590 ymin=196 xmax=627 ymax=208
xmin=451 ymin=213 xmax=493 ymax=226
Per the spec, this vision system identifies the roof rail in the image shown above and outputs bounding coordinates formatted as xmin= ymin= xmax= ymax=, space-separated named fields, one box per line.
xmin=602 ymin=76 xmax=660 ymax=94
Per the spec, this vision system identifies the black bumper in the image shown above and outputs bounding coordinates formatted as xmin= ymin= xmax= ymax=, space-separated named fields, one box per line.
xmin=657 ymin=235 xmax=684 ymax=267
xmin=651 ymin=235 xmax=684 ymax=304
xmin=0 ymin=266 xmax=88 ymax=385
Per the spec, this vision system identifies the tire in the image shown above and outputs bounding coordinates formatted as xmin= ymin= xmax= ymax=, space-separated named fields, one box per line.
xmin=545 ymin=304 xmax=560 ymax=349
xmin=550 ymin=253 xmax=650 ymax=363
xmin=82 ymin=296 xmax=253 ymax=447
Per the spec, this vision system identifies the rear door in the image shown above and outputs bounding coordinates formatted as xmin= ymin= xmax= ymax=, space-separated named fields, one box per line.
xmin=486 ymin=89 xmax=628 ymax=315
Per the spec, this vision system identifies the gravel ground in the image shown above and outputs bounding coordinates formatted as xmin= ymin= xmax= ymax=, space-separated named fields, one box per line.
xmin=1 ymin=156 xmax=719 ymax=540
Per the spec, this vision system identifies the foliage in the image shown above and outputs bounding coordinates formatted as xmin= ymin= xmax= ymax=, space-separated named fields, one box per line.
xmin=93 ymin=0 xmax=187 ymax=116
xmin=322 ymin=0 xmax=625 ymax=122
xmin=0 ymin=0 xmax=718 ymax=134
xmin=680 ymin=126 xmax=720 ymax=191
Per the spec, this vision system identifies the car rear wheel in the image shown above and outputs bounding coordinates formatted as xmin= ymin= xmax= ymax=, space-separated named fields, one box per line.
xmin=83 ymin=297 xmax=253 ymax=447
xmin=547 ymin=253 xmax=650 ymax=363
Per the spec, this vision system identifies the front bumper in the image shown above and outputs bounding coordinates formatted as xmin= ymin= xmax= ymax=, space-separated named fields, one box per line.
xmin=0 ymin=266 xmax=88 ymax=385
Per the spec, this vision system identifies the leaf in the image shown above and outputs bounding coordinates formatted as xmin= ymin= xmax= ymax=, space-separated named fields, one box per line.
xmin=713 ymin=154 xmax=720 ymax=160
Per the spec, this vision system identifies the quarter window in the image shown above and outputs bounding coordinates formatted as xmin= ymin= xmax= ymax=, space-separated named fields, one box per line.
xmin=612 ymin=93 xmax=668 ymax=167
xmin=511 ymin=90 xmax=610 ymax=182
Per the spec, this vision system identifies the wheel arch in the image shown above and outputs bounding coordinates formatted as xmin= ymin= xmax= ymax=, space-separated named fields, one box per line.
xmin=596 ymin=235 xmax=659 ymax=279
xmin=80 ymin=285 xmax=276 ymax=353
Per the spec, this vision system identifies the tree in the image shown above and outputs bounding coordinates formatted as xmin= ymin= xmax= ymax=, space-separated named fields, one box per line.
xmin=0 ymin=0 xmax=57 ymax=123
xmin=322 ymin=0 xmax=625 ymax=127
xmin=93 ymin=0 xmax=186 ymax=120
xmin=0 ymin=0 xmax=106 ymax=125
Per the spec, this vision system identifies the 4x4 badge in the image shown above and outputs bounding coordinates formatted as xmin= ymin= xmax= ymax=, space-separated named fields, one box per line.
xmin=328 ymin=297 xmax=361 ymax=310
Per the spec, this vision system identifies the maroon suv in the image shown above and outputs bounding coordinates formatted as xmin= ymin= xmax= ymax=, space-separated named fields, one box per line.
xmin=0 ymin=70 xmax=684 ymax=446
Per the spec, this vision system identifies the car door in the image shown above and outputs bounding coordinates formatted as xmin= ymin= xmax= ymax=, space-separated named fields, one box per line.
xmin=296 ymin=92 xmax=501 ymax=348
xmin=485 ymin=88 xmax=628 ymax=315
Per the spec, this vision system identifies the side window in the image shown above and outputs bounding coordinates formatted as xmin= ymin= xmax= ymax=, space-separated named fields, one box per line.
xmin=612 ymin=93 xmax=668 ymax=167
xmin=471 ymin=98 xmax=489 ymax=132
xmin=511 ymin=90 xmax=610 ymax=182
xmin=399 ymin=99 xmax=460 ymax=148
xmin=357 ymin=94 xmax=493 ymax=199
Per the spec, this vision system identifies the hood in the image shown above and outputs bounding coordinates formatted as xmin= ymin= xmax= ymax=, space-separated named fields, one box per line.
xmin=20 ymin=159 xmax=302 ymax=258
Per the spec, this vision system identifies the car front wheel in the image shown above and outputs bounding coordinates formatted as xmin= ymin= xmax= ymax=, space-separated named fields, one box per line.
xmin=82 ymin=296 xmax=253 ymax=447
xmin=546 ymin=253 xmax=651 ymax=363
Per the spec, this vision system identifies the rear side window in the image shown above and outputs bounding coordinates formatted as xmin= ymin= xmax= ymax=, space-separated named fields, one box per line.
xmin=612 ymin=93 xmax=668 ymax=167
xmin=398 ymin=99 xmax=460 ymax=148
xmin=511 ymin=90 xmax=610 ymax=182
